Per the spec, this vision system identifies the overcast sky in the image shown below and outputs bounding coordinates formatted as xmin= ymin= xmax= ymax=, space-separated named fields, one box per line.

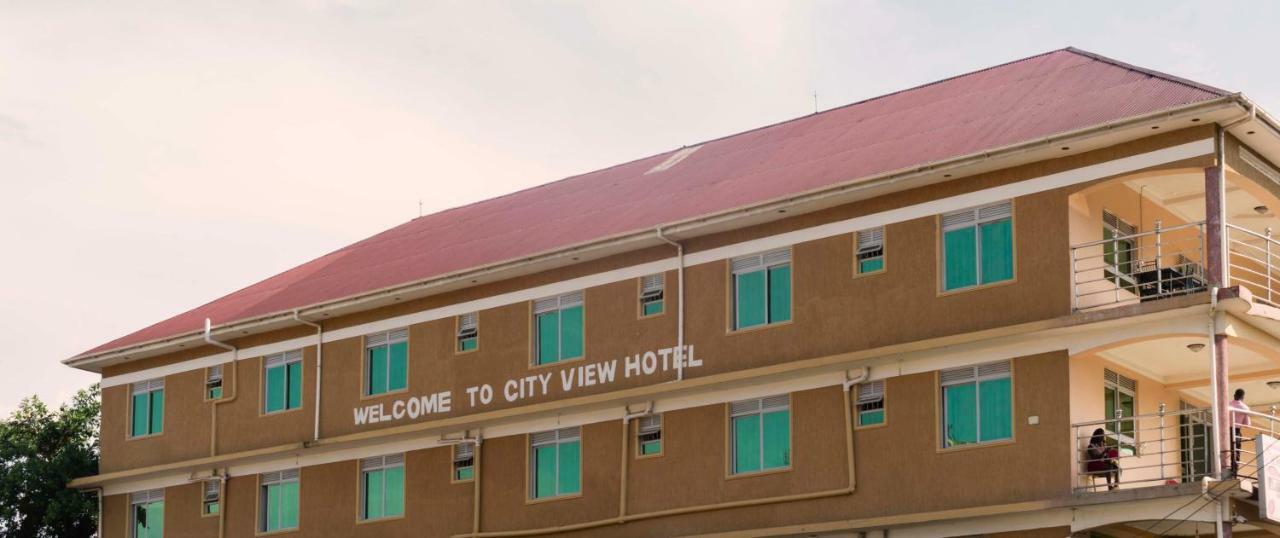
xmin=2 ymin=0 xmax=1278 ymax=416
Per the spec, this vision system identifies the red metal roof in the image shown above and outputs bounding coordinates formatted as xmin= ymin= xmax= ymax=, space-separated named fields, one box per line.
xmin=80 ymin=48 xmax=1227 ymax=358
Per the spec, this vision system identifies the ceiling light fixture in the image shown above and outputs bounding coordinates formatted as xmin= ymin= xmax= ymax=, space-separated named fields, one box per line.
xmin=1255 ymin=205 xmax=1269 ymax=215
xmin=1186 ymin=343 xmax=1206 ymax=352
xmin=1269 ymin=381 xmax=1280 ymax=390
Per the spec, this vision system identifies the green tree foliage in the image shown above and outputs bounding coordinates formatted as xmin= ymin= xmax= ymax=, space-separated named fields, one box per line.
xmin=0 ymin=385 xmax=99 ymax=537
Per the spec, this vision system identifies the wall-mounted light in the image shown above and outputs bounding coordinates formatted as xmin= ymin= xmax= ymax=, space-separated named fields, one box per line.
xmin=1187 ymin=343 xmax=1206 ymax=352
xmin=1255 ymin=205 xmax=1269 ymax=215
xmin=1268 ymin=381 xmax=1280 ymax=390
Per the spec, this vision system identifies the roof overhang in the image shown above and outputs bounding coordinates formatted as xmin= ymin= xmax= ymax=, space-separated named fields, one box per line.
xmin=66 ymin=95 xmax=1280 ymax=373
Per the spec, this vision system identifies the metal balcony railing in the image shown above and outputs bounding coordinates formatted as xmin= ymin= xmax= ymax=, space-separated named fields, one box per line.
xmin=1228 ymin=407 xmax=1280 ymax=482
xmin=1073 ymin=406 xmax=1213 ymax=493
xmin=1071 ymin=221 xmax=1207 ymax=311
xmin=1226 ymin=224 xmax=1280 ymax=308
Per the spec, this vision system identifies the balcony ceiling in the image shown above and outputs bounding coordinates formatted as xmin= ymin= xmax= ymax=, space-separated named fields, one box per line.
xmin=1096 ymin=334 xmax=1280 ymax=405
xmin=1122 ymin=171 xmax=1280 ymax=238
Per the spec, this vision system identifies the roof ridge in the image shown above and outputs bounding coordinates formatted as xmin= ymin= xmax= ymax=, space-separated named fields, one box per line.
xmin=1062 ymin=46 xmax=1231 ymax=96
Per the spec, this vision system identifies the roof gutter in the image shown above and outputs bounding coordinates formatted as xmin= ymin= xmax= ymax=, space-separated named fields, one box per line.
xmin=65 ymin=95 xmax=1246 ymax=371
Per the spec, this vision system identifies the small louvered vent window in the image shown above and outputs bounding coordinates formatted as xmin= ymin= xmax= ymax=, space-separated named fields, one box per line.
xmin=457 ymin=313 xmax=478 ymax=352
xmin=640 ymin=274 xmax=665 ymax=317
xmin=856 ymin=227 xmax=885 ymax=274
xmin=637 ymin=414 xmax=663 ymax=456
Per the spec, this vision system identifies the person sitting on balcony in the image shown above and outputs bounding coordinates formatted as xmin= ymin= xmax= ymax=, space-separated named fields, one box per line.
xmin=1231 ymin=388 xmax=1251 ymax=475
xmin=1086 ymin=428 xmax=1120 ymax=490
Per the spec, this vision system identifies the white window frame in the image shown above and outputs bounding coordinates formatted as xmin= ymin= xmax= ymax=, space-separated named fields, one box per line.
xmin=359 ymin=454 xmax=405 ymax=521
xmin=452 ymin=443 xmax=475 ymax=481
xmin=130 ymin=489 xmax=164 ymax=537
xmin=532 ymin=291 xmax=584 ymax=365
xmin=529 ymin=426 xmax=581 ymax=499
xmin=856 ymin=380 xmax=885 ymax=427
xmin=636 ymin=414 xmax=662 ymax=456
xmin=640 ymin=274 xmax=664 ymax=316
xmin=855 ymin=227 xmax=885 ymax=274
xmin=729 ymin=394 xmax=791 ymax=474
xmin=940 ymin=201 xmax=1013 ymax=291
xmin=205 ymin=365 xmax=223 ymax=401
xmin=1104 ymin=368 xmax=1138 ymax=446
xmin=262 ymin=350 xmax=303 ymax=414
xmin=940 ymin=361 xmax=1012 ymax=448
xmin=202 ymin=480 xmax=220 ymax=516
xmin=457 ymin=313 xmax=478 ymax=352
xmin=730 ymin=248 xmax=792 ymax=330
xmin=258 ymin=469 xmax=300 ymax=532
xmin=363 ymin=328 xmax=409 ymax=396
xmin=129 ymin=378 xmax=164 ymax=438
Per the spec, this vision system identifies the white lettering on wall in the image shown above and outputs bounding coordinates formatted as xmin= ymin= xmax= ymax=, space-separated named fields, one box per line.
xmin=352 ymin=344 xmax=700 ymax=426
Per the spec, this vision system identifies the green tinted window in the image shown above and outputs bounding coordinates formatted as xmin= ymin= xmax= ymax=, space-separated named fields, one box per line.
xmin=533 ymin=445 xmax=557 ymax=498
xmin=979 ymin=219 xmax=1014 ymax=284
xmin=265 ymin=365 xmax=286 ymax=413
xmin=978 ymin=377 xmax=1013 ymax=441
xmin=640 ymin=440 xmax=661 ymax=455
xmin=130 ymin=382 xmax=163 ymax=437
xmin=388 ymin=342 xmax=408 ymax=392
xmin=459 ymin=337 xmax=477 ymax=352
xmin=859 ymin=409 xmax=885 ymax=426
xmin=761 ymin=410 xmax=790 ymax=469
xmin=455 ymin=466 xmax=474 ymax=481
xmin=366 ymin=346 xmax=388 ymax=395
xmin=133 ymin=501 xmax=164 ymax=538
xmin=732 ymin=414 xmax=761 ymax=474
xmin=262 ymin=479 xmax=299 ymax=532
xmin=364 ymin=470 xmax=384 ymax=520
xmin=734 ymin=271 xmax=767 ymax=329
xmin=943 ymin=382 xmax=977 ymax=446
xmin=131 ymin=392 xmax=150 ymax=437
xmin=642 ymin=300 xmax=664 ymax=316
xmin=859 ymin=257 xmax=884 ymax=274
xmin=768 ymin=266 xmax=791 ymax=324
xmin=536 ymin=311 xmax=560 ymax=365
xmin=943 ymin=227 xmax=978 ymax=290
xmin=560 ymin=305 xmax=584 ymax=360
xmin=943 ymin=362 xmax=1012 ymax=447
xmin=531 ymin=429 xmax=581 ymax=499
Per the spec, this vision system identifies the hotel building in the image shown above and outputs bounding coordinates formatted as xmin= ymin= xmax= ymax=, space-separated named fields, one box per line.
xmin=67 ymin=48 xmax=1280 ymax=537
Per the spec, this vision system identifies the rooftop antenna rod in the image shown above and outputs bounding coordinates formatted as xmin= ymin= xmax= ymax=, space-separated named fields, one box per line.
xmin=418 ymin=198 xmax=423 ymax=218
xmin=813 ymin=91 xmax=818 ymax=113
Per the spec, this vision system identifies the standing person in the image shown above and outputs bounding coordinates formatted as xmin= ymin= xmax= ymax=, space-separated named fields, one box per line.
xmin=1230 ymin=388 xmax=1251 ymax=476
xmin=1085 ymin=428 xmax=1120 ymax=490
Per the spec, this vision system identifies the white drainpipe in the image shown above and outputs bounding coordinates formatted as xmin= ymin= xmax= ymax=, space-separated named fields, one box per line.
xmin=655 ymin=227 xmax=686 ymax=381
xmin=293 ymin=310 xmax=323 ymax=442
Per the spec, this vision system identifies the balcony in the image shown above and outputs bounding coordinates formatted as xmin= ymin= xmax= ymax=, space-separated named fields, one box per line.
xmin=1073 ymin=407 xmax=1212 ymax=493
xmin=1071 ymin=221 xmax=1207 ymax=311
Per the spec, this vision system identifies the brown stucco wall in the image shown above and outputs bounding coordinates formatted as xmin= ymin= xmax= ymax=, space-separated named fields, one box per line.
xmin=93 ymin=127 xmax=1207 ymax=479
xmin=100 ymin=351 xmax=1071 ymax=537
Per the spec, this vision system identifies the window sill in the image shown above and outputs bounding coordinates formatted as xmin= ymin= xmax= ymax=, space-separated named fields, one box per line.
xmin=854 ymin=422 xmax=888 ymax=431
xmin=725 ymin=466 xmax=792 ymax=480
xmin=360 ymin=387 xmax=410 ymax=402
xmin=455 ymin=346 xmax=480 ymax=357
xmin=852 ymin=267 xmax=886 ymax=280
xmin=635 ymin=450 xmax=664 ymax=460
xmin=937 ymin=277 xmax=1017 ymax=297
xmin=357 ymin=514 xmax=405 ymax=525
xmin=126 ymin=432 xmax=164 ymax=442
xmin=726 ymin=319 xmax=793 ymax=336
xmin=525 ymin=492 xmax=582 ymax=505
xmin=260 ymin=406 xmax=305 ymax=418
xmin=937 ymin=438 xmax=1014 ymax=453
xmin=255 ymin=527 xmax=300 ymax=537
xmin=529 ymin=355 xmax=585 ymax=370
